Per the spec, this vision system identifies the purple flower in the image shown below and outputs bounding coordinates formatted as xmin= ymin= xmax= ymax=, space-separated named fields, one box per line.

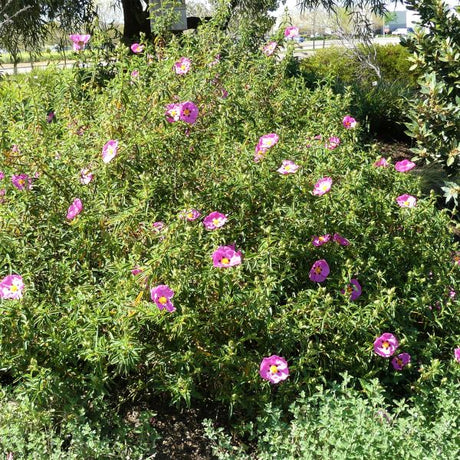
xmin=0 ymin=274 xmax=24 ymax=300
xmin=312 ymin=234 xmax=331 ymax=247
xmin=67 ymin=198 xmax=83 ymax=220
xmin=150 ymin=284 xmax=175 ymax=312
xmin=333 ymin=233 xmax=350 ymax=246
xmin=391 ymin=352 xmax=411 ymax=370
xmin=263 ymin=41 xmax=277 ymax=56
xmin=131 ymin=266 xmax=144 ymax=276
xmin=454 ymin=348 xmax=460 ymax=363
xmin=313 ymin=177 xmax=333 ymax=196
xmin=131 ymin=43 xmax=144 ymax=54
xmin=259 ymin=355 xmax=289 ymax=384
xmin=395 ymin=159 xmax=416 ymax=172
xmin=212 ymin=245 xmax=242 ymax=268
xmin=180 ymin=209 xmax=201 ymax=221
xmin=174 ymin=57 xmax=191 ymax=75
xmin=341 ymin=278 xmax=362 ymax=301
xmin=284 ymin=26 xmax=299 ymax=39
xmin=309 ymin=259 xmax=330 ymax=282
xmin=342 ymin=115 xmax=357 ymax=129
xmin=326 ymin=136 xmax=340 ymax=150
xmin=102 ymin=140 xmax=119 ymax=163
xmin=203 ymin=211 xmax=227 ymax=230
xmin=254 ymin=144 xmax=268 ymax=163
xmin=374 ymin=333 xmax=399 ymax=358
xmin=374 ymin=157 xmax=389 ymax=168
xmin=152 ymin=221 xmax=165 ymax=232
xmin=165 ymin=103 xmax=182 ymax=123
xmin=258 ymin=133 xmax=279 ymax=149
xmin=396 ymin=194 xmax=417 ymax=208
xmin=11 ymin=174 xmax=32 ymax=191
xmin=69 ymin=34 xmax=90 ymax=51
xmin=277 ymin=160 xmax=299 ymax=175
xmin=179 ymin=101 xmax=199 ymax=125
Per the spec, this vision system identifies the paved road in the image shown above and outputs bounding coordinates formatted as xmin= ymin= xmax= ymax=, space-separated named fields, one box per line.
xmin=0 ymin=60 xmax=75 ymax=75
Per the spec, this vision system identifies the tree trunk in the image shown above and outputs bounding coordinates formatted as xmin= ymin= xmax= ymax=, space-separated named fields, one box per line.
xmin=120 ymin=0 xmax=152 ymax=43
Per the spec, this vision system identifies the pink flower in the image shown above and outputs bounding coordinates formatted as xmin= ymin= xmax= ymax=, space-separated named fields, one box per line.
xmin=284 ymin=26 xmax=299 ymax=39
xmin=258 ymin=133 xmax=279 ymax=149
xmin=313 ymin=177 xmax=333 ymax=196
xmin=391 ymin=352 xmax=411 ymax=370
xmin=11 ymin=174 xmax=31 ymax=190
xmin=260 ymin=355 xmax=289 ymax=384
xmin=179 ymin=101 xmax=199 ymax=125
xmin=46 ymin=111 xmax=56 ymax=123
xmin=180 ymin=209 xmax=201 ymax=221
xmin=394 ymin=159 xmax=416 ymax=172
xmin=342 ymin=115 xmax=357 ymax=129
xmin=0 ymin=171 xmax=4 ymax=180
xmin=341 ymin=279 xmax=362 ymax=301
xmin=396 ymin=194 xmax=417 ymax=208
xmin=373 ymin=333 xmax=399 ymax=358
xmin=309 ymin=259 xmax=330 ymax=282
xmin=102 ymin=140 xmax=119 ymax=163
xmin=374 ymin=157 xmax=389 ymax=168
xmin=0 ymin=274 xmax=24 ymax=300
xmin=0 ymin=189 xmax=5 ymax=204
xmin=314 ymin=134 xmax=322 ymax=140
xmin=131 ymin=43 xmax=144 ymax=54
xmin=131 ymin=266 xmax=144 ymax=276
xmin=67 ymin=198 xmax=83 ymax=220
xmin=174 ymin=57 xmax=191 ymax=75
xmin=165 ymin=103 xmax=182 ymax=123
xmin=150 ymin=284 xmax=175 ymax=312
xmin=69 ymin=34 xmax=90 ymax=51
xmin=277 ymin=160 xmax=299 ymax=175
xmin=212 ymin=245 xmax=242 ymax=268
xmin=263 ymin=41 xmax=277 ymax=56
xmin=312 ymin=234 xmax=331 ymax=247
xmin=333 ymin=233 xmax=350 ymax=246
xmin=131 ymin=70 xmax=139 ymax=80
xmin=203 ymin=211 xmax=228 ymax=230
xmin=80 ymin=168 xmax=93 ymax=184
xmin=153 ymin=221 xmax=165 ymax=232
xmin=326 ymin=136 xmax=340 ymax=150
xmin=454 ymin=348 xmax=460 ymax=363
xmin=254 ymin=144 xmax=268 ymax=163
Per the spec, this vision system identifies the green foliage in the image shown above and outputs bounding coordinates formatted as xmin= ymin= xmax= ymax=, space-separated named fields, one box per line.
xmin=0 ymin=22 xmax=458 ymax=432
xmin=403 ymin=0 xmax=460 ymax=207
xmin=300 ymin=44 xmax=417 ymax=140
xmin=0 ymin=389 xmax=158 ymax=458
xmin=204 ymin=374 xmax=460 ymax=459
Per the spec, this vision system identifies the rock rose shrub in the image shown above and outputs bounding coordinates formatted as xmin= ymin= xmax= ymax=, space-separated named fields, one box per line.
xmin=0 ymin=23 xmax=458 ymax=426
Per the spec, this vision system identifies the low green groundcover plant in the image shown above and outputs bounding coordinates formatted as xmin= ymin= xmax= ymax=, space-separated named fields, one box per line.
xmin=0 ymin=20 xmax=458 ymax=451
xmin=204 ymin=375 xmax=460 ymax=459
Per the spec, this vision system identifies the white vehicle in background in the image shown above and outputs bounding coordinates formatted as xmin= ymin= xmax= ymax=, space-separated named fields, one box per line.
xmin=392 ymin=27 xmax=414 ymax=36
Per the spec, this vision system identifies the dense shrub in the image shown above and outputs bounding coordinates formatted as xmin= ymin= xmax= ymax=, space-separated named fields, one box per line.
xmin=205 ymin=375 xmax=460 ymax=459
xmin=0 ymin=23 xmax=458 ymax=435
xmin=403 ymin=0 xmax=460 ymax=209
xmin=300 ymin=44 xmax=417 ymax=140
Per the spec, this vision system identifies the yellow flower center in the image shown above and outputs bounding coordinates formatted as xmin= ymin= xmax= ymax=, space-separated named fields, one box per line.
xmin=18 ymin=179 xmax=25 ymax=186
xmin=158 ymin=296 xmax=167 ymax=305
xmin=183 ymin=109 xmax=191 ymax=116
xmin=221 ymin=257 xmax=230 ymax=265
xmin=382 ymin=340 xmax=390 ymax=349
xmin=187 ymin=212 xmax=194 ymax=219
xmin=319 ymin=236 xmax=325 ymax=242
xmin=315 ymin=266 xmax=322 ymax=274
xmin=212 ymin=218 xmax=220 ymax=226
xmin=11 ymin=285 xmax=18 ymax=292
xmin=285 ymin=164 xmax=291 ymax=171
xmin=270 ymin=365 xmax=278 ymax=374
xmin=396 ymin=358 xmax=403 ymax=367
